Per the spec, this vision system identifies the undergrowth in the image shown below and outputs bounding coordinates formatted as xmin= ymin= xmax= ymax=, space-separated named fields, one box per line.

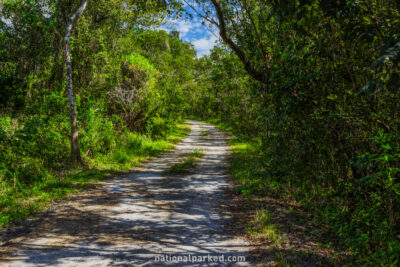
xmin=0 ymin=120 xmax=189 ymax=227
xmin=205 ymin=115 xmax=400 ymax=265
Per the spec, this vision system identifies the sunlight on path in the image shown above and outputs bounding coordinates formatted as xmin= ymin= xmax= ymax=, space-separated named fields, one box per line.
xmin=1 ymin=121 xmax=251 ymax=266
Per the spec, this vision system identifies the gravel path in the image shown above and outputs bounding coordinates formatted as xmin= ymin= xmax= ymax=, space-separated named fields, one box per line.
xmin=0 ymin=121 xmax=251 ymax=266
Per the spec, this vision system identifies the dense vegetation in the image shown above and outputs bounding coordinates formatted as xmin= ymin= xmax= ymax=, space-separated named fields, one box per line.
xmin=187 ymin=0 xmax=400 ymax=264
xmin=1 ymin=0 xmax=400 ymax=265
xmin=0 ymin=0 xmax=193 ymax=225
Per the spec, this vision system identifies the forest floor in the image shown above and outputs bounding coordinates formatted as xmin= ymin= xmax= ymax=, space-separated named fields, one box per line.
xmin=0 ymin=120 xmax=349 ymax=266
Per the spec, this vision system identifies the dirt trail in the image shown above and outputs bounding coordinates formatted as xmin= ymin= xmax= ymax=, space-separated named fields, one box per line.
xmin=0 ymin=121 xmax=252 ymax=266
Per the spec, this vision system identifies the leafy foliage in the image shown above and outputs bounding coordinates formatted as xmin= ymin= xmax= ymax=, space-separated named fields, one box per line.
xmin=188 ymin=1 xmax=400 ymax=264
xmin=0 ymin=0 xmax=194 ymax=226
xmin=2 ymin=0 xmax=400 ymax=264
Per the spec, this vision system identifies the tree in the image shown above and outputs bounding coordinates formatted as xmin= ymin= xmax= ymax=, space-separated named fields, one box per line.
xmin=64 ymin=0 xmax=89 ymax=163
xmin=184 ymin=0 xmax=270 ymax=85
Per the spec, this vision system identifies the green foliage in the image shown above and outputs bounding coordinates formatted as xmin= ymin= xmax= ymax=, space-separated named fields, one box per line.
xmin=188 ymin=1 xmax=400 ymax=264
xmin=125 ymin=52 xmax=157 ymax=75
xmin=80 ymin=107 xmax=117 ymax=155
xmin=2 ymin=0 xmax=400 ymax=265
xmin=0 ymin=119 xmax=189 ymax=226
xmin=146 ymin=117 xmax=174 ymax=138
xmin=0 ymin=0 xmax=194 ymax=227
xmin=344 ymin=132 xmax=400 ymax=263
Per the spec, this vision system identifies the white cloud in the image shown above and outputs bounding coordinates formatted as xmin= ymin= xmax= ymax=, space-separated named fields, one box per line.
xmin=164 ymin=19 xmax=203 ymax=38
xmin=159 ymin=15 xmax=219 ymax=57
xmin=158 ymin=26 xmax=170 ymax=33
xmin=192 ymin=34 xmax=218 ymax=57
xmin=177 ymin=20 xmax=201 ymax=36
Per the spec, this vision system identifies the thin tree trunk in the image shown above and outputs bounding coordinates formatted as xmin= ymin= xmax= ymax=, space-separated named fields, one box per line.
xmin=64 ymin=0 xmax=89 ymax=163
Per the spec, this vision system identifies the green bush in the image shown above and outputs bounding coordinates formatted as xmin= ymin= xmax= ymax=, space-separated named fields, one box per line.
xmin=16 ymin=116 xmax=70 ymax=169
xmin=80 ymin=107 xmax=117 ymax=157
xmin=145 ymin=117 xmax=173 ymax=138
xmin=0 ymin=116 xmax=12 ymax=142
xmin=112 ymin=149 xmax=129 ymax=164
xmin=26 ymin=92 xmax=69 ymax=117
xmin=0 ymin=116 xmax=50 ymax=187
xmin=344 ymin=132 xmax=400 ymax=263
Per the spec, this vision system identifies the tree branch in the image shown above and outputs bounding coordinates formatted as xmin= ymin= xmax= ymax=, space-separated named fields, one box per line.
xmin=183 ymin=0 xmax=219 ymax=27
xmin=210 ymin=0 xmax=267 ymax=84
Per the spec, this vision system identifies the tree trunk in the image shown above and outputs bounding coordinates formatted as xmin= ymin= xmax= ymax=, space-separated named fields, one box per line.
xmin=210 ymin=0 xmax=268 ymax=85
xmin=64 ymin=0 xmax=89 ymax=163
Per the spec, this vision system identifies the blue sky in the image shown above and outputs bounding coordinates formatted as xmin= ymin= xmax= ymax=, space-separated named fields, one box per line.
xmin=160 ymin=3 xmax=219 ymax=57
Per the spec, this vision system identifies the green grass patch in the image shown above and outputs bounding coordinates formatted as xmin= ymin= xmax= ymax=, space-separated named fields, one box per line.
xmin=0 ymin=122 xmax=190 ymax=228
xmin=248 ymin=208 xmax=287 ymax=266
xmin=165 ymin=149 xmax=205 ymax=173
xmin=249 ymin=209 xmax=281 ymax=245
xmin=88 ymin=123 xmax=190 ymax=171
xmin=200 ymin=130 xmax=209 ymax=136
xmin=0 ymin=169 xmax=111 ymax=226
xmin=229 ymin=138 xmax=281 ymax=198
xmin=188 ymin=150 xmax=205 ymax=158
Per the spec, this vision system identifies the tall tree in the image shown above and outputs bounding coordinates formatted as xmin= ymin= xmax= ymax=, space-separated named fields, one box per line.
xmin=64 ymin=0 xmax=89 ymax=163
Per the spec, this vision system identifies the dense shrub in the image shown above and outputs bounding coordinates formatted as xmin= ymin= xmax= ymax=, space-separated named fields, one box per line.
xmin=80 ymin=107 xmax=118 ymax=156
xmin=145 ymin=117 xmax=174 ymax=138
xmin=189 ymin=1 xmax=400 ymax=262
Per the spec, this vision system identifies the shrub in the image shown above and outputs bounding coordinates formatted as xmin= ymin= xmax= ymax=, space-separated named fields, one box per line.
xmin=80 ymin=107 xmax=117 ymax=157
xmin=16 ymin=116 xmax=70 ymax=169
xmin=145 ymin=117 xmax=173 ymax=138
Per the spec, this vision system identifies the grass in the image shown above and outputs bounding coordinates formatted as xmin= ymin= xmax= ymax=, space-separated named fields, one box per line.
xmin=229 ymin=138 xmax=282 ymax=198
xmin=228 ymin=134 xmax=290 ymax=266
xmin=0 ymin=122 xmax=190 ymax=227
xmin=200 ymin=130 xmax=209 ymax=136
xmin=188 ymin=118 xmax=355 ymax=265
xmin=248 ymin=208 xmax=287 ymax=266
xmin=165 ymin=150 xmax=205 ymax=173
xmin=0 ymin=169 xmax=112 ymax=227
xmin=90 ymin=123 xmax=190 ymax=171
xmin=249 ymin=209 xmax=281 ymax=245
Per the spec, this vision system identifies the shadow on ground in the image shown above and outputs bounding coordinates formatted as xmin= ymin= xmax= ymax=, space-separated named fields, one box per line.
xmin=0 ymin=121 xmax=252 ymax=267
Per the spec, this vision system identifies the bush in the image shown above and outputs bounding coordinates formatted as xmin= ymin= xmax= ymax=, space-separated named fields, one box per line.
xmin=0 ymin=116 xmax=12 ymax=142
xmin=112 ymin=149 xmax=129 ymax=164
xmin=0 ymin=116 xmax=50 ymax=187
xmin=16 ymin=116 xmax=70 ymax=169
xmin=80 ymin=107 xmax=117 ymax=157
xmin=145 ymin=117 xmax=173 ymax=138
xmin=344 ymin=132 xmax=400 ymax=263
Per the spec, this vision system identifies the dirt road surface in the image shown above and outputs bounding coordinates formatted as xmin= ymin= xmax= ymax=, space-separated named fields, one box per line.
xmin=0 ymin=121 xmax=252 ymax=266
